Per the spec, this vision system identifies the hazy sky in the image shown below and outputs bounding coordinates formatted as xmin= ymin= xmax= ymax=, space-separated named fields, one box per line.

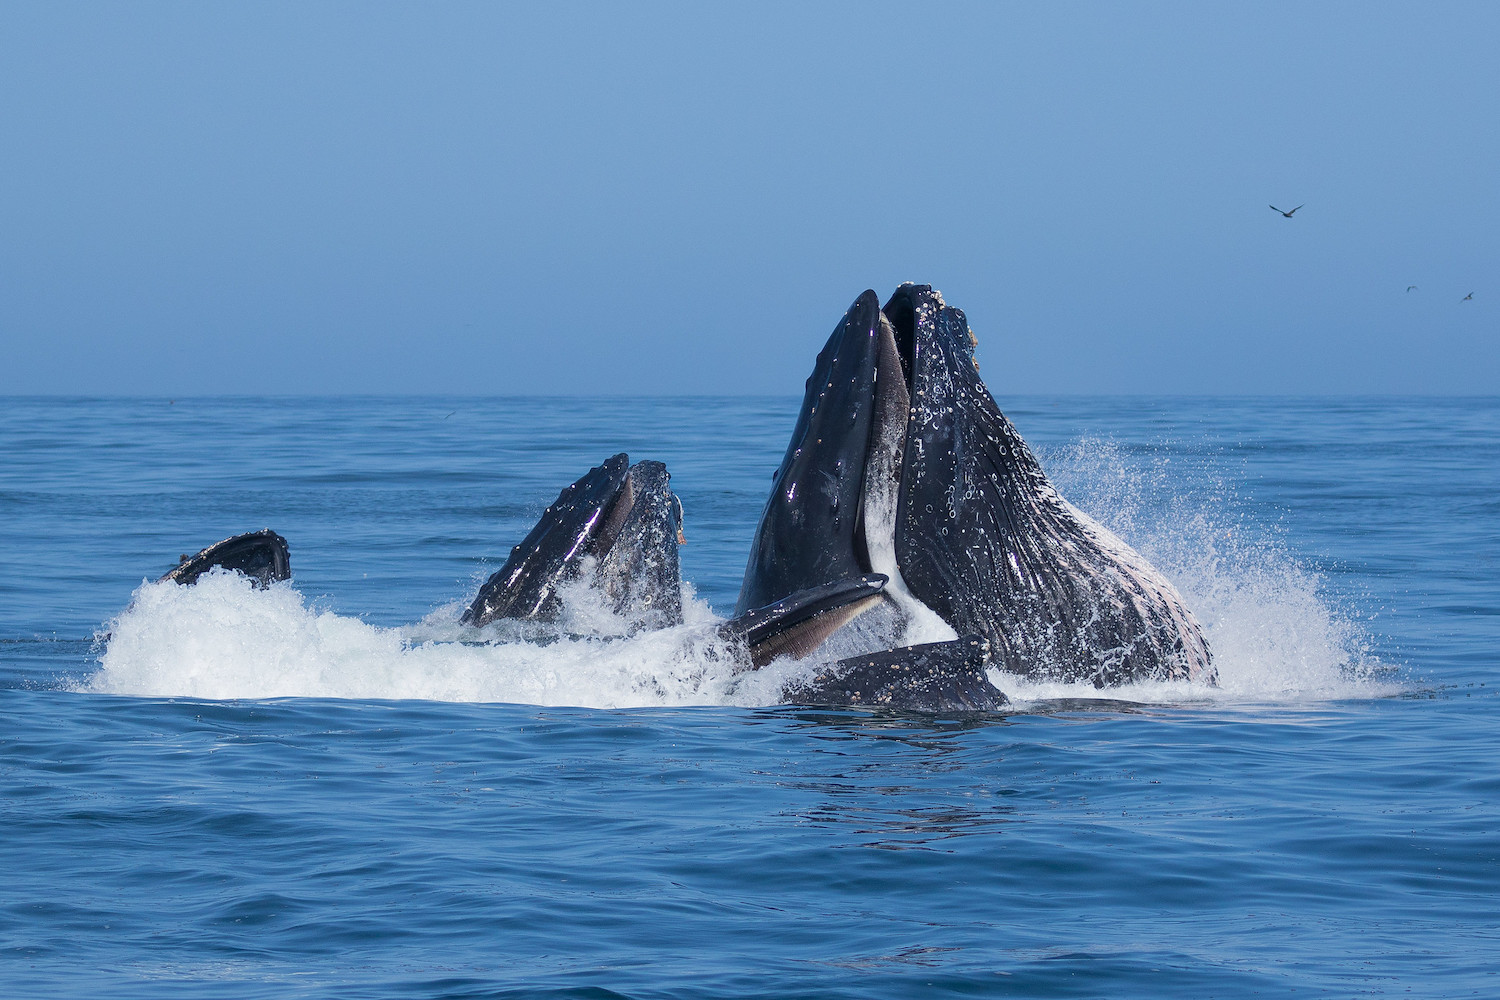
xmin=2 ymin=2 xmax=1496 ymax=395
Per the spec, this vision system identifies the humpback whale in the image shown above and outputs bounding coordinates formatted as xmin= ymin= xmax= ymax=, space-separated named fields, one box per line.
xmin=462 ymin=454 xmax=686 ymax=631
xmin=738 ymin=284 xmax=1213 ymax=688
xmin=160 ymin=529 xmax=291 ymax=589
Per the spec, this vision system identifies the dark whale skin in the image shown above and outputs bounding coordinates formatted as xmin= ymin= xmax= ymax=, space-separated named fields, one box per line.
xmin=785 ymin=635 xmax=1006 ymax=712
xmin=462 ymin=454 xmax=685 ymax=630
xmin=160 ymin=529 xmax=290 ymax=590
xmin=887 ymin=284 xmax=1213 ymax=687
xmin=594 ymin=459 xmax=684 ymax=630
xmin=734 ymin=291 xmax=885 ymax=616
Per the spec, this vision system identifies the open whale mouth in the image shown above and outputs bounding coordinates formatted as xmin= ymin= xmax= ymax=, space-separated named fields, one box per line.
xmin=716 ymin=285 xmax=1003 ymax=705
xmin=160 ymin=529 xmax=292 ymax=589
xmin=736 ymin=284 xmax=1213 ymax=687
xmin=733 ymin=284 xmax=954 ymax=627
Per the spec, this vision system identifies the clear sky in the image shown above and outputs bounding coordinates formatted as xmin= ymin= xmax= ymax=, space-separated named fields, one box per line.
xmin=2 ymin=2 xmax=1495 ymax=395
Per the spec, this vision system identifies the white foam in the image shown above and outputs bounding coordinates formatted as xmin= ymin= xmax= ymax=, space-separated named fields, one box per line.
xmin=1026 ymin=437 xmax=1401 ymax=706
xmin=91 ymin=571 xmax=770 ymax=708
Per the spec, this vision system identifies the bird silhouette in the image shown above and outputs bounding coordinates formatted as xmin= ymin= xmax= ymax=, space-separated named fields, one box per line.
xmin=1406 ymin=285 xmax=1419 ymax=292
xmin=1462 ymin=292 xmax=1474 ymax=302
xmin=1270 ymin=204 xmax=1303 ymax=218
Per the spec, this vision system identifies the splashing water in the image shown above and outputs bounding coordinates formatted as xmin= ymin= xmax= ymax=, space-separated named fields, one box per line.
xmin=90 ymin=439 xmax=1397 ymax=709
xmin=92 ymin=571 xmax=824 ymax=708
xmin=1027 ymin=437 xmax=1398 ymax=704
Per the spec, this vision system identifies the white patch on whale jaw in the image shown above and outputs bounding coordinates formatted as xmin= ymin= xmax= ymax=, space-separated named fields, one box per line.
xmin=860 ymin=313 xmax=958 ymax=648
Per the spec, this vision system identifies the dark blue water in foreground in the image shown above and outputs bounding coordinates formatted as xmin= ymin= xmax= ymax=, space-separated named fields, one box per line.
xmin=2 ymin=396 xmax=1497 ymax=998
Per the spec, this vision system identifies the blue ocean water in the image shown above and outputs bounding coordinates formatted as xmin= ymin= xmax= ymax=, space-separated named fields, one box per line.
xmin=1 ymin=395 xmax=1496 ymax=999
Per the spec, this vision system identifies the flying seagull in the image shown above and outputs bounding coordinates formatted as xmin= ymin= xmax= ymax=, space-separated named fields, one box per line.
xmin=1462 ymin=292 xmax=1474 ymax=301
xmin=1406 ymin=285 xmax=1418 ymax=292
xmin=1270 ymin=204 xmax=1304 ymax=218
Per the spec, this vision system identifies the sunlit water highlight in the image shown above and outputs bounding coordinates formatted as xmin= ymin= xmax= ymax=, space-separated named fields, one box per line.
xmin=2 ymin=396 xmax=1496 ymax=999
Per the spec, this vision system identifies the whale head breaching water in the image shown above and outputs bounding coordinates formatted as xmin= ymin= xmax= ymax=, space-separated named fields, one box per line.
xmin=737 ymin=284 xmax=1214 ymax=689
xmin=160 ymin=529 xmax=291 ymax=589
xmin=451 ymin=447 xmax=1002 ymax=709
xmin=461 ymin=454 xmax=686 ymax=632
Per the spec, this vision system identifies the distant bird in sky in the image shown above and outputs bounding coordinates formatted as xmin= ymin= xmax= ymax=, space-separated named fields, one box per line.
xmin=1406 ymin=285 xmax=1419 ymax=292
xmin=1270 ymin=204 xmax=1304 ymax=218
xmin=1462 ymin=292 xmax=1474 ymax=301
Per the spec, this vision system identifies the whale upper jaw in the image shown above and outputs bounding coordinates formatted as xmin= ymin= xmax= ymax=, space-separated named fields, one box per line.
xmin=733 ymin=287 xmax=938 ymax=618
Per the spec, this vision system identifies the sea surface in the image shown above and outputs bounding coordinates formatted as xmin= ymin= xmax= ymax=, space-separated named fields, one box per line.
xmin=1 ymin=395 xmax=1496 ymax=999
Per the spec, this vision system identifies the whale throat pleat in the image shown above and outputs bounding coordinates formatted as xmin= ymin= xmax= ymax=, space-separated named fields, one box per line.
xmin=892 ymin=290 xmax=1213 ymax=686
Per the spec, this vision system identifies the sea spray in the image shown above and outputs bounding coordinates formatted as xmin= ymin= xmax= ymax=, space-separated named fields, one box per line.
xmin=1036 ymin=436 xmax=1396 ymax=703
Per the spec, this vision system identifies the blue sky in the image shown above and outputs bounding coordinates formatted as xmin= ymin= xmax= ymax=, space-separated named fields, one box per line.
xmin=2 ymin=2 xmax=1495 ymax=395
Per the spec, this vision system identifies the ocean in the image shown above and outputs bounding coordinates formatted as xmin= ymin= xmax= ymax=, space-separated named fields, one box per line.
xmin=2 ymin=395 xmax=1496 ymax=998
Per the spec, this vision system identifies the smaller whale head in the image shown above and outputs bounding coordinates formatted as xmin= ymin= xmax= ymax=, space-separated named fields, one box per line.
xmin=463 ymin=454 xmax=685 ymax=629
xmin=159 ymin=529 xmax=291 ymax=590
